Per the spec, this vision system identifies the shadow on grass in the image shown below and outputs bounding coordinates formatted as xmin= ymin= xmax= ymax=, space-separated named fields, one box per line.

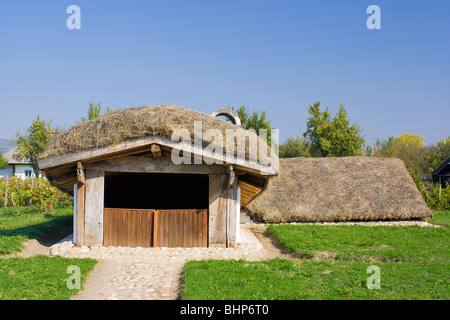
xmin=0 ymin=214 xmax=73 ymax=247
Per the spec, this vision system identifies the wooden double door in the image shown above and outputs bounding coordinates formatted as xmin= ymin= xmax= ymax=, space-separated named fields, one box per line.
xmin=103 ymin=208 xmax=208 ymax=248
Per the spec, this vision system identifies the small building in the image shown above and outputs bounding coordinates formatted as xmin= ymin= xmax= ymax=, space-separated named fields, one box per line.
xmin=0 ymin=148 xmax=35 ymax=179
xmin=38 ymin=105 xmax=278 ymax=248
xmin=432 ymin=158 xmax=450 ymax=188
xmin=245 ymin=157 xmax=432 ymax=222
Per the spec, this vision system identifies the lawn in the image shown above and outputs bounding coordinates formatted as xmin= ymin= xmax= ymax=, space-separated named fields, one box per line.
xmin=0 ymin=207 xmax=97 ymax=300
xmin=0 ymin=255 xmax=97 ymax=300
xmin=0 ymin=206 xmax=73 ymax=255
xmin=181 ymin=211 xmax=450 ymax=300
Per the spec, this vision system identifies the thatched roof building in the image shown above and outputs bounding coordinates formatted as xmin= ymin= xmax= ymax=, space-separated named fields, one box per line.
xmin=244 ymin=157 xmax=432 ymax=222
xmin=38 ymin=105 xmax=278 ymax=248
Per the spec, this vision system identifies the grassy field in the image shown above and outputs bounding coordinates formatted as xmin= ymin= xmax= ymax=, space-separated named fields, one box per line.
xmin=0 ymin=207 xmax=97 ymax=300
xmin=182 ymin=211 xmax=450 ymax=300
xmin=0 ymin=207 xmax=73 ymax=255
xmin=0 ymin=255 xmax=97 ymax=300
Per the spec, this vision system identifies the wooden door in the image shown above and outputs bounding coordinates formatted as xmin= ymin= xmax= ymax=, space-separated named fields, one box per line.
xmin=154 ymin=209 xmax=208 ymax=247
xmin=103 ymin=208 xmax=155 ymax=247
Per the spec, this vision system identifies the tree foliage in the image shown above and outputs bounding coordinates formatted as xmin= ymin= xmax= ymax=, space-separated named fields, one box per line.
xmin=374 ymin=134 xmax=450 ymax=180
xmin=0 ymin=152 xmax=8 ymax=170
xmin=229 ymin=106 xmax=274 ymax=146
xmin=13 ymin=115 xmax=58 ymax=175
xmin=303 ymin=101 xmax=365 ymax=157
xmin=81 ymin=102 xmax=111 ymax=122
xmin=279 ymin=136 xmax=311 ymax=158
xmin=374 ymin=133 xmax=426 ymax=177
xmin=427 ymin=137 xmax=450 ymax=174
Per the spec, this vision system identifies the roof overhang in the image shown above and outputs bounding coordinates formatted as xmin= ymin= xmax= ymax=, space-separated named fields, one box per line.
xmin=38 ymin=135 xmax=279 ymax=176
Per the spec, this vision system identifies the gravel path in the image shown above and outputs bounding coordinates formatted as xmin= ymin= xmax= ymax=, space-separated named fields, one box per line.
xmin=50 ymin=224 xmax=269 ymax=300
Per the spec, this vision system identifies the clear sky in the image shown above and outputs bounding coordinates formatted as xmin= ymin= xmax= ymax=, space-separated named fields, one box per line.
xmin=0 ymin=0 xmax=449 ymax=146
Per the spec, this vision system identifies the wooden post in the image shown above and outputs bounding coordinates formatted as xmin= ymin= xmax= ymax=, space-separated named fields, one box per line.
xmin=226 ymin=176 xmax=238 ymax=247
xmin=4 ymin=174 xmax=8 ymax=208
xmin=77 ymin=161 xmax=86 ymax=185
xmin=208 ymin=173 xmax=228 ymax=247
xmin=76 ymin=182 xmax=86 ymax=246
xmin=84 ymin=170 xmax=105 ymax=246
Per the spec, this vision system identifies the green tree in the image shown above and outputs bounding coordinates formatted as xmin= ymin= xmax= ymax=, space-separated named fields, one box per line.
xmin=81 ymin=102 xmax=112 ymax=122
xmin=303 ymin=101 xmax=365 ymax=157
xmin=374 ymin=133 xmax=428 ymax=179
xmin=428 ymin=137 xmax=450 ymax=174
xmin=0 ymin=152 xmax=8 ymax=170
xmin=279 ymin=136 xmax=312 ymax=158
xmin=229 ymin=106 xmax=274 ymax=147
xmin=13 ymin=115 xmax=58 ymax=175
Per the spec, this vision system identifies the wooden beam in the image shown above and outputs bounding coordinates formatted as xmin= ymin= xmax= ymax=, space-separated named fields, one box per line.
xmin=150 ymin=144 xmax=162 ymax=158
xmin=84 ymin=156 xmax=227 ymax=174
xmin=208 ymin=173 xmax=228 ymax=248
xmin=76 ymin=182 xmax=86 ymax=246
xmin=84 ymin=170 xmax=105 ymax=246
xmin=226 ymin=176 xmax=238 ymax=247
xmin=77 ymin=161 xmax=85 ymax=185
xmin=227 ymin=165 xmax=235 ymax=189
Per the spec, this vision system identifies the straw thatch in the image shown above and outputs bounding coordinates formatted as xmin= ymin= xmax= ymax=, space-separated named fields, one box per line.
xmin=40 ymin=105 xmax=275 ymax=166
xmin=244 ymin=157 xmax=432 ymax=222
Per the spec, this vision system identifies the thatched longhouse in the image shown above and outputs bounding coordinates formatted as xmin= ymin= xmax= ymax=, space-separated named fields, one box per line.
xmin=244 ymin=157 xmax=432 ymax=222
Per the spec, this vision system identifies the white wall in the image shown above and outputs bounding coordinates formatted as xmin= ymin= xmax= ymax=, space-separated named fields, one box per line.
xmin=0 ymin=164 xmax=35 ymax=179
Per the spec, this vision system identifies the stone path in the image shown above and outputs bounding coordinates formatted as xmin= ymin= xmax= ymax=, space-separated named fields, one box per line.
xmin=50 ymin=224 xmax=269 ymax=300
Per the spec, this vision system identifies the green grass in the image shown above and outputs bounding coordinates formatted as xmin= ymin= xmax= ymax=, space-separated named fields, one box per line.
xmin=0 ymin=207 xmax=73 ymax=255
xmin=182 ymin=211 xmax=450 ymax=300
xmin=0 ymin=206 xmax=98 ymax=300
xmin=0 ymin=255 xmax=97 ymax=300
xmin=182 ymin=259 xmax=448 ymax=300
xmin=264 ymin=219 xmax=450 ymax=263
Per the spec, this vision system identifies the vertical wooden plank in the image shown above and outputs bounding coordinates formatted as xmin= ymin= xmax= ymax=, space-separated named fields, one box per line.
xmin=120 ymin=210 xmax=126 ymax=246
xmin=148 ymin=210 xmax=154 ymax=247
xmin=112 ymin=210 xmax=118 ymax=246
xmin=208 ymin=173 xmax=228 ymax=247
xmin=103 ymin=209 xmax=109 ymax=246
xmin=196 ymin=210 xmax=202 ymax=247
xmin=163 ymin=211 xmax=168 ymax=247
xmin=84 ymin=170 xmax=105 ymax=246
xmin=226 ymin=177 xmax=238 ymax=248
xmin=182 ymin=211 xmax=188 ymax=247
xmin=131 ymin=210 xmax=137 ymax=247
xmin=138 ymin=211 xmax=143 ymax=247
xmin=76 ymin=183 xmax=86 ymax=246
xmin=203 ymin=209 xmax=208 ymax=247
xmin=173 ymin=211 xmax=179 ymax=247
xmin=73 ymin=184 xmax=78 ymax=245
xmin=153 ymin=210 xmax=159 ymax=247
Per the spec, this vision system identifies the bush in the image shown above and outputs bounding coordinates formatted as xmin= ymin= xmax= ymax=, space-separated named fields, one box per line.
xmin=0 ymin=177 xmax=72 ymax=213
xmin=415 ymin=177 xmax=450 ymax=210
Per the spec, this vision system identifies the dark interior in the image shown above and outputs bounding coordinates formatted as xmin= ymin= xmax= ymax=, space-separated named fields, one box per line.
xmin=104 ymin=172 xmax=209 ymax=209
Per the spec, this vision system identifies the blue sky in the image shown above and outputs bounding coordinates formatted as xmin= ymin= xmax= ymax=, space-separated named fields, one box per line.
xmin=0 ymin=0 xmax=449 ymax=146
